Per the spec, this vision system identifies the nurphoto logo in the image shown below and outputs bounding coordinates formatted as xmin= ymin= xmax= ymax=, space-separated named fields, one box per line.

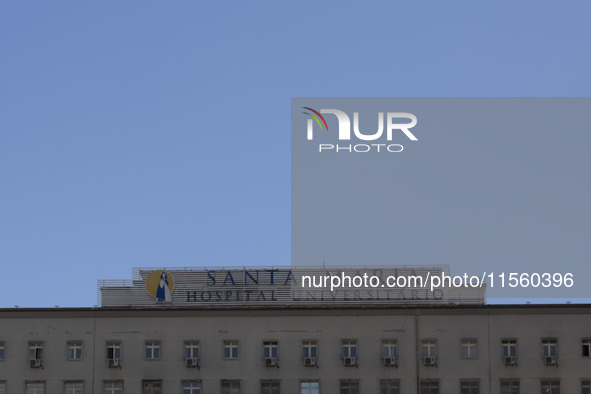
xmin=302 ymin=107 xmax=418 ymax=153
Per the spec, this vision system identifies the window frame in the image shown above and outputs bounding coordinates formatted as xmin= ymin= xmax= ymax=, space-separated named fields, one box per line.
xmin=582 ymin=338 xmax=591 ymax=358
xmin=460 ymin=339 xmax=478 ymax=359
xmin=341 ymin=339 xmax=358 ymax=359
xmin=460 ymin=379 xmax=480 ymax=394
xmin=501 ymin=338 xmax=518 ymax=358
xmin=541 ymin=338 xmax=558 ymax=358
xmin=500 ymin=379 xmax=520 ymax=394
xmin=221 ymin=379 xmax=241 ymax=394
xmin=28 ymin=341 xmax=44 ymax=361
xmin=25 ymin=381 xmax=46 ymax=394
xmin=184 ymin=341 xmax=200 ymax=360
xmin=64 ymin=381 xmax=84 ymax=394
xmin=381 ymin=339 xmax=397 ymax=359
xmin=66 ymin=341 xmax=84 ymax=361
xmin=419 ymin=379 xmax=440 ymax=394
xmin=540 ymin=379 xmax=560 ymax=394
xmin=103 ymin=380 xmax=123 ymax=394
xmin=0 ymin=342 xmax=5 ymax=361
xmin=302 ymin=340 xmax=318 ymax=359
xmin=300 ymin=380 xmax=320 ymax=394
xmin=340 ymin=379 xmax=359 ymax=394
xmin=421 ymin=339 xmax=438 ymax=359
xmin=144 ymin=341 xmax=161 ymax=361
xmin=223 ymin=340 xmax=240 ymax=360
xmin=262 ymin=340 xmax=279 ymax=359
xmin=106 ymin=341 xmax=121 ymax=360
xmin=260 ymin=380 xmax=280 ymax=394
xmin=141 ymin=380 xmax=162 ymax=394
xmin=380 ymin=379 xmax=400 ymax=394
xmin=181 ymin=380 xmax=202 ymax=394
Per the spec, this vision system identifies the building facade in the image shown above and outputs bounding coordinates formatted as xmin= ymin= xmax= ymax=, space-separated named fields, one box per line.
xmin=0 ymin=268 xmax=588 ymax=394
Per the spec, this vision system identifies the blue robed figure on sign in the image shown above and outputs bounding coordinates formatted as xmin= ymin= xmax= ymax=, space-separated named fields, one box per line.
xmin=156 ymin=272 xmax=172 ymax=302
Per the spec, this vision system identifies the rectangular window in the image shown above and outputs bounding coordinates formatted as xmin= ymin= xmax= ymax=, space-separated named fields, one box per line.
xmin=182 ymin=381 xmax=201 ymax=394
xmin=340 ymin=380 xmax=359 ymax=394
xmin=29 ymin=342 xmax=44 ymax=360
xmin=185 ymin=341 xmax=200 ymax=359
xmin=301 ymin=381 xmax=319 ymax=394
xmin=67 ymin=342 xmax=83 ymax=360
xmin=224 ymin=340 xmax=239 ymax=360
xmin=103 ymin=381 xmax=123 ymax=394
xmin=582 ymin=380 xmax=591 ymax=394
xmin=106 ymin=342 xmax=121 ymax=360
xmin=583 ymin=339 xmax=591 ymax=357
xmin=420 ymin=380 xmax=439 ymax=394
xmin=26 ymin=382 xmax=45 ymax=394
xmin=380 ymin=380 xmax=399 ymax=394
xmin=221 ymin=380 xmax=240 ymax=394
xmin=542 ymin=339 xmax=557 ymax=357
xmin=302 ymin=340 xmax=318 ymax=358
xmin=263 ymin=341 xmax=279 ymax=358
xmin=421 ymin=340 xmax=437 ymax=358
xmin=501 ymin=379 xmax=520 ymax=394
xmin=261 ymin=380 xmax=280 ymax=394
xmin=145 ymin=341 xmax=160 ymax=360
xmin=501 ymin=339 xmax=517 ymax=357
xmin=541 ymin=380 xmax=559 ymax=394
xmin=342 ymin=340 xmax=357 ymax=358
xmin=382 ymin=340 xmax=397 ymax=358
xmin=461 ymin=380 xmax=480 ymax=394
xmin=0 ymin=342 xmax=4 ymax=360
xmin=461 ymin=339 xmax=477 ymax=359
xmin=65 ymin=382 xmax=84 ymax=394
xmin=142 ymin=380 xmax=161 ymax=394
xmin=0 ymin=381 xmax=6 ymax=394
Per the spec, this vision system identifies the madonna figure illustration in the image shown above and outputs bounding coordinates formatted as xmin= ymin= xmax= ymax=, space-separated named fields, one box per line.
xmin=156 ymin=272 xmax=172 ymax=302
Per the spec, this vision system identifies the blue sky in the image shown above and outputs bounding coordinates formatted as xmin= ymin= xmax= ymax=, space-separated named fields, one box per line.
xmin=1 ymin=1 xmax=590 ymax=307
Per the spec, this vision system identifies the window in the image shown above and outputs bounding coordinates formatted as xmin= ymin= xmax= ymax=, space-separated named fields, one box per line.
xmin=0 ymin=381 xmax=6 ymax=394
xmin=302 ymin=340 xmax=318 ymax=358
xmin=65 ymin=382 xmax=84 ymax=394
xmin=261 ymin=380 xmax=280 ymax=394
xmin=301 ymin=381 xmax=319 ymax=394
xmin=340 ymin=380 xmax=359 ymax=394
xmin=103 ymin=381 xmax=123 ymax=394
xmin=541 ymin=380 xmax=559 ymax=394
xmin=29 ymin=342 xmax=44 ymax=360
xmin=26 ymin=382 xmax=45 ymax=394
xmin=145 ymin=341 xmax=160 ymax=360
xmin=185 ymin=341 xmax=200 ymax=359
xmin=342 ymin=340 xmax=357 ymax=358
xmin=263 ymin=341 xmax=279 ymax=358
xmin=421 ymin=340 xmax=437 ymax=358
xmin=0 ymin=342 xmax=4 ymax=360
xmin=106 ymin=342 xmax=121 ymax=360
xmin=382 ymin=340 xmax=397 ymax=359
xmin=461 ymin=339 xmax=477 ymax=359
xmin=500 ymin=379 xmax=520 ymax=394
xmin=222 ymin=380 xmax=240 ymax=394
xmin=182 ymin=381 xmax=201 ymax=394
xmin=420 ymin=380 xmax=439 ymax=394
xmin=380 ymin=380 xmax=399 ymax=394
xmin=461 ymin=380 xmax=480 ymax=394
xmin=582 ymin=380 xmax=591 ymax=394
xmin=67 ymin=342 xmax=83 ymax=360
xmin=501 ymin=339 xmax=517 ymax=357
xmin=142 ymin=381 xmax=161 ymax=394
xmin=542 ymin=339 xmax=557 ymax=357
xmin=583 ymin=339 xmax=591 ymax=357
xmin=224 ymin=340 xmax=239 ymax=359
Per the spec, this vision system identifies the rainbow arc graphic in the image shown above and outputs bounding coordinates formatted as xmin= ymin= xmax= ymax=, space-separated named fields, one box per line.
xmin=302 ymin=107 xmax=329 ymax=131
